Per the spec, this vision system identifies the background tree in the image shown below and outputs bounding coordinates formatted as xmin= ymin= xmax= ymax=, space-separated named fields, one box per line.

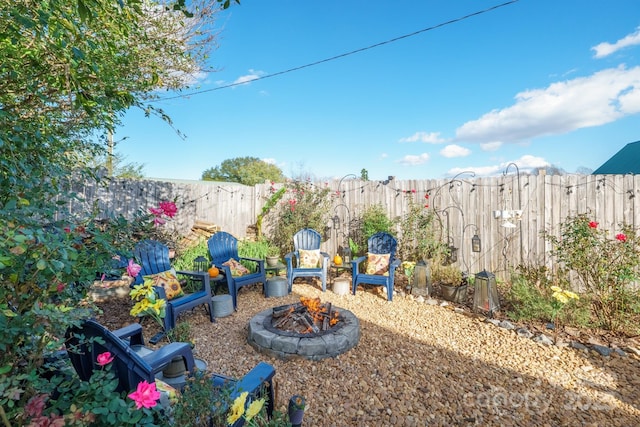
xmin=202 ymin=156 xmax=286 ymax=185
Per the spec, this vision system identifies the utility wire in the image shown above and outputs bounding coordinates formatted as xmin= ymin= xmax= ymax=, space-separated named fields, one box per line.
xmin=155 ymin=0 xmax=519 ymax=102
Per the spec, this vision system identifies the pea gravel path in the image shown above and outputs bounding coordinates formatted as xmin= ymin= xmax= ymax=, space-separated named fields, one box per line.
xmin=96 ymin=280 xmax=640 ymax=427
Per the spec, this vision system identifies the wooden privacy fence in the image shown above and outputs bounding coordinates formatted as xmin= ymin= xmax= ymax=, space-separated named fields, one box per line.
xmin=63 ymin=174 xmax=640 ymax=280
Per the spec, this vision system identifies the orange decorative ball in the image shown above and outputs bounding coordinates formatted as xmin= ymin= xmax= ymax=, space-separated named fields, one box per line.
xmin=333 ymin=254 xmax=343 ymax=265
xmin=208 ymin=266 xmax=219 ymax=278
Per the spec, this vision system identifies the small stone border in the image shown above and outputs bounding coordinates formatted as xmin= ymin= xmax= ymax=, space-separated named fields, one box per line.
xmin=409 ymin=294 xmax=640 ymax=359
xmin=247 ymin=307 xmax=361 ymax=361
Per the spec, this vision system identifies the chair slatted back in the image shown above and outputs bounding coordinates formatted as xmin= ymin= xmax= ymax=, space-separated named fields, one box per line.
xmin=368 ymin=232 xmax=397 ymax=259
xmin=293 ymin=228 xmax=322 ymax=251
xmin=132 ymin=240 xmax=172 ymax=285
xmin=207 ymin=231 xmax=239 ymax=266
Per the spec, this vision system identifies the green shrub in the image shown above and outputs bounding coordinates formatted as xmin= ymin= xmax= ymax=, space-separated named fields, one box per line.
xmin=398 ymin=195 xmax=447 ymax=262
xmin=349 ymin=204 xmax=395 ymax=257
xmin=506 ymin=266 xmax=591 ymax=328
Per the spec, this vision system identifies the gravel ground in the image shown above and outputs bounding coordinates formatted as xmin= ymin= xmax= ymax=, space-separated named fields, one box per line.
xmin=95 ymin=278 xmax=640 ymax=427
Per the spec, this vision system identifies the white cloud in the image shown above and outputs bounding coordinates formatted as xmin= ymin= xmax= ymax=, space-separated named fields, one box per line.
xmin=447 ymin=155 xmax=549 ymax=177
xmin=455 ymin=65 xmax=640 ymax=144
xmin=232 ymin=69 xmax=265 ymax=86
xmin=480 ymin=141 xmax=502 ymax=151
xmin=440 ymin=144 xmax=470 ymax=158
xmin=380 ymin=153 xmax=388 ymax=159
xmin=262 ymin=158 xmax=276 ymax=165
xmin=398 ymin=131 xmax=446 ymax=143
xmin=592 ymin=27 xmax=640 ymax=58
xmin=398 ymin=153 xmax=429 ymax=166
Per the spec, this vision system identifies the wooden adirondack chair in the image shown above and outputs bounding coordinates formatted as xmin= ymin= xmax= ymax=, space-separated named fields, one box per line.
xmin=284 ymin=228 xmax=330 ymax=292
xmin=65 ymin=319 xmax=276 ymax=421
xmin=351 ymin=232 xmax=401 ymax=301
xmin=133 ymin=240 xmax=214 ymax=332
xmin=207 ymin=232 xmax=266 ymax=310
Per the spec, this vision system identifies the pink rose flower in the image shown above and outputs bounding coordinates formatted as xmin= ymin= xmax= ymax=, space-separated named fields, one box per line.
xmin=56 ymin=283 xmax=65 ymax=293
xmin=96 ymin=352 xmax=114 ymax=366
xmin=149 ymin=207 xmax=163 ymax=217
xmin=127 ymin=259 xmax=142 ymax=278
xmin=159 ymin=201 xmax=178 ymax=218
xmin=128 ymin=380 xmax=160 ymax=409
xmin=616 ymin=233 xmax=627 ymax=242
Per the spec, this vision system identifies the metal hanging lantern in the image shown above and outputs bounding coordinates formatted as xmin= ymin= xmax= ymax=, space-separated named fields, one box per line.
xmin=193 ymin=255 xmax=208 ymax=272
xmin=473 ymin=270 xmax=500 ymax=316
xmin=446 ymin=245 xmax=458 ymax=264
xmin=342 ymin=247 xmax=351 ymax=264
xmin=471 ymin=234 xmax=481 ymax=253
xmin=411 ymin=260 xmax=431 ymax=297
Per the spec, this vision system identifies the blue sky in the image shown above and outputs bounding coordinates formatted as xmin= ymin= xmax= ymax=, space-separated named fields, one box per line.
xmin=115 ymin=0 xmax=640 ymax=181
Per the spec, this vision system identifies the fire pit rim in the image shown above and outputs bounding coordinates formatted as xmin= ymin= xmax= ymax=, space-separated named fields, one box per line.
xmin=263 ymin=303 xmax=346 ymax=338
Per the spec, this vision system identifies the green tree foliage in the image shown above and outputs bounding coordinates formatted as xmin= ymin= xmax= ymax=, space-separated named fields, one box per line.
xmin=0 ymin=0 xmax=227 ymax=423
xmin=202 ymin=156 xmax=286 ymax=185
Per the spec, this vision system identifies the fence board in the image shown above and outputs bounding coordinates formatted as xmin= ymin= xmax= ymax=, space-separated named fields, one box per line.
xmin=58 ymin=174 xmax=640 ymax=281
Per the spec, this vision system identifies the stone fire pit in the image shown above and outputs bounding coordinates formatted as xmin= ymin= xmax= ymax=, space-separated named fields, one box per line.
xmin=247 ymin=302 xmax=360 ymax=361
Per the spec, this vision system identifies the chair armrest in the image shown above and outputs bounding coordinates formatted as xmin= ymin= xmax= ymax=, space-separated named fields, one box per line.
xmin=230 ymin=361 xmax=275 ymax=399
xmin=351 ymin=255 xmax=367 ymax=272
xmin=113 ymin=323 xmax=145 ymax=347
xmin=142 ymin=342 xmax=196 ymax=374
xmin=320 ymin=252 xmax=330 ymax=267
xmin=284 ymin=252 xmax=295 ymax=269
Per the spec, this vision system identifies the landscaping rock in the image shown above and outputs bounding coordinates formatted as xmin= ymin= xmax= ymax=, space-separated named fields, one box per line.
xmin=95 ymin=282 xmax=640 ymax=427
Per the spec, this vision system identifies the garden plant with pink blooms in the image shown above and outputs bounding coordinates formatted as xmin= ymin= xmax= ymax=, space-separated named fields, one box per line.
xmin=0 ymin=199 xmax=179 ymax=426
xmin=23 ymin=353 xmax=162 ymax=426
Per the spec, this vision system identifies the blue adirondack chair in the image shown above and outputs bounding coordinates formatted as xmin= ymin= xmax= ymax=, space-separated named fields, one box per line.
xmin=351 ymin=232 xmax=401 ymax=301
xmin=133 ymin=240 xmax=214 ymax=332
xmin=284 ymin=228 xmax=330 ymax=292
xmin=65 ymin=319 xmax=276 ymax=423
xmin=207 ymin=232 xmax=266 ymax=310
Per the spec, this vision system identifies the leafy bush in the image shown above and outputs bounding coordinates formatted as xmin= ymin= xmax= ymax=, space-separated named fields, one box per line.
xmin=266 ymin=181 xmax=331 ymax=255
xmin=430 ymin=264 xmax=463 ymax=286
xmin=544 ymin=214 xmax=640 ymax=333
xmin=505 ymin=267 xmax=590 ymax=328
xmin=349 ymin=204 xmax=396 ymax=257
xmin=398 ymin=194 xmax=447 ymax=262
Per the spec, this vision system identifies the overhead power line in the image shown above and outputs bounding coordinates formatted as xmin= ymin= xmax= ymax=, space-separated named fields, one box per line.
xmin=155 ymin=0 xmax=519 ymax=102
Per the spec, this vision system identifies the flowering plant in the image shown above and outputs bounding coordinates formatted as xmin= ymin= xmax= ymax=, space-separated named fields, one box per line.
xmin=24 ymin=352 xmax=161 ymax=426
xmin=172 ymin=370 xmax=290 ymax=427
xmin=149 ymin=200 xmax=178 ymax=226
xmin=130 ymin=280 xmax=167 ymax=332
xmin=545 ymin=213 xmax=640 ymax=332
xmin=549 ymin=285 xmax=579 ymax=341
xmin=401 ymin=260 xmax=416 ymax=286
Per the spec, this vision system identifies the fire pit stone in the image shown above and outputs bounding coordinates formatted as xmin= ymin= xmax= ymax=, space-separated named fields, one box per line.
xmin=247 ymin=305 xmax=360 ymax=360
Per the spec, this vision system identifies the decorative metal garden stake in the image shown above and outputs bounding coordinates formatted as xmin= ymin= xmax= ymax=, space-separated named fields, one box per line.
xmin=193 ymin=255 xmax=208 ymax=272
xmin=411 ymin=260 xmax=431 ymax=297
xmin=473 ymin=270 xmax=500 ymax=316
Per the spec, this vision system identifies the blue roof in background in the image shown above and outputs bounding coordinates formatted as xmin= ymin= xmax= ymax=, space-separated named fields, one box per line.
xmin=593 ymin=141 xmax=640 ymax=174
